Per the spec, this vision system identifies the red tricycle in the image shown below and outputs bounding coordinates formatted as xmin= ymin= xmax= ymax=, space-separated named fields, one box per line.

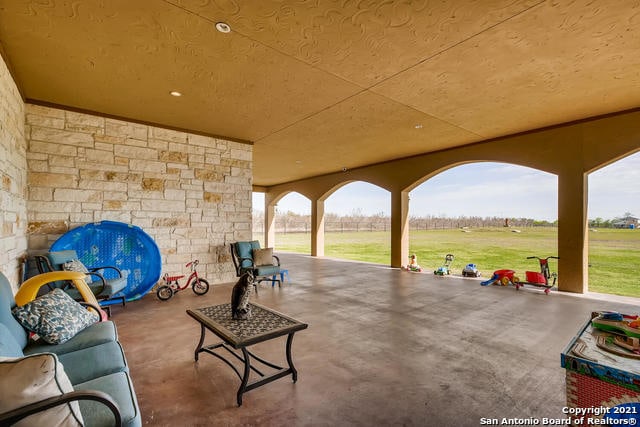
xmin=157 ymin=259 xmax=210 ymax=301
xmin=480 ymin=256 xmax=559 ymax=294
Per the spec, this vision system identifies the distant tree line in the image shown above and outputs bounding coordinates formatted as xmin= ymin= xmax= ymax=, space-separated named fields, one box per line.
xmin=252 ymin=209 xmax=560 ymax=234
xmin=589 ymin=212 xmax=637 ymax=229
xmin=253 ymin=209 xmax=637 ymax=233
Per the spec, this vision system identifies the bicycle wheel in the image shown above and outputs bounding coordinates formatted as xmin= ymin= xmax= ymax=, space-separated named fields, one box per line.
xmin=192 ymin=278 xmax=210 ymax=295
xmin=157 ymin=285 xmax=173 ymax=301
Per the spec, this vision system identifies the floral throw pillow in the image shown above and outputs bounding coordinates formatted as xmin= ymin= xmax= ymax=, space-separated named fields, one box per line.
xmin=62 ymin=259 xmax=93 ymax=283
xmin=12 ymin=289 xmax=99 ymax=344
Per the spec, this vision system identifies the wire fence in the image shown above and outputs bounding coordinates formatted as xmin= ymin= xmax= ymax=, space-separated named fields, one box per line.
xmin=253 ymin=219 xmax=557 ymax=234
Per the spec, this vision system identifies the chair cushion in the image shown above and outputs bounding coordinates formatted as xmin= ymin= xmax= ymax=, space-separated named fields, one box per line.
xmin=64 ymin=276 xmax=127 ymax=300
xmin=253 ymin=248 xmax=274 ymax=266
xmin=62 ymin=259 xmax=94 ymax=284
xmin=236 ymin=241 xmax=261 ymax=269
xmin=0 ymin=323 xmax=24 ymax=358
xmin=46 ymin=250 xmax=79 ymax=268
xmin=75 ymin=371 xmax=140 ymax=427
xmin=255 ymin=265 xmax=280 ymax=276
xmin=56 ymin=340 xmax=128 ymax=385
xmin=12 ymin=289 xmax=99 ymax=344
xmin=0 ymin=353 xmax=84 ymax=426
xmin=24 ymin=320 xmax=117 ymax=357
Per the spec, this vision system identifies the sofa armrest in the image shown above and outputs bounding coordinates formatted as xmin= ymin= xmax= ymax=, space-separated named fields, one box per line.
xmin=0 ymin=389 xmax=122 ymax=426
xmin=16 ymin=271 xmax=101 ymax=308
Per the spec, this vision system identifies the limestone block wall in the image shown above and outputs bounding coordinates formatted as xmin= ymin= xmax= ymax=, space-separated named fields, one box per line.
xmin=0 ymin=55 xmax=28 ymax=287
xmin=25 ymin=104 xmax=252 ymax=284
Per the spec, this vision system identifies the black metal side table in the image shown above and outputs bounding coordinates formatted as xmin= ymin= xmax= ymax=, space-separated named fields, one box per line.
xmin=186 ymin=302 xmax=308 ymax=406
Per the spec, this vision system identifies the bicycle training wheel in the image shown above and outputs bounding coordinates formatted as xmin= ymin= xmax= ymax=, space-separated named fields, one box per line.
xmin=157 ymin=285 xmax=173 ymax=301
xmin=192 ymin=278 xmax=210 ymax=295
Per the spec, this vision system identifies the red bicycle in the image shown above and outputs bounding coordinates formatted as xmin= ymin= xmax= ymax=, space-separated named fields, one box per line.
xmin=157 ymin=259 xmax=209 ymax=301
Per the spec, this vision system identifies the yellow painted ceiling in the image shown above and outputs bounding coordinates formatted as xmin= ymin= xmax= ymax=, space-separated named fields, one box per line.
xmin=1 ymin=0 xmax=639 ymax=186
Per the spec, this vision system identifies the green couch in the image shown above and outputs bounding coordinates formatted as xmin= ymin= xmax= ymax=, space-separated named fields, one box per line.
xmin=0 ymin=271 xmax=141 ymax=426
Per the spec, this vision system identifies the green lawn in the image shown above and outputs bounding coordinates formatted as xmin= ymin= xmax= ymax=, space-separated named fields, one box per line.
xmin=257 ymin=227 xmax=640 ymax=298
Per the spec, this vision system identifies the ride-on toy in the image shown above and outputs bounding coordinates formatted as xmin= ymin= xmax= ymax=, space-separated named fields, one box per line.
xmin=434 ymin=254 xmax=454 ymax=275
xmin=480 ymin=269 xmax=515 ymax=286
xmin=462 ymin=263 xmax=481 ymax=277
xmin=480 ymin=256 xmax=559 ymax=294
xmin=157 ymin=259 xmax=210 ymax=301
xmin=406 ymin=254 xmax=423 ymax=272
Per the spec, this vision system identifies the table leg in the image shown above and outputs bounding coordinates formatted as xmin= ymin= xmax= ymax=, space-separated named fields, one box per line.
xmin=237 ymin=347 xmax=251 ymax=406
xmin=286 ymin=332 xmax=298 ymax=382
xmin=194 ymin=323 xmax=206 ymax=361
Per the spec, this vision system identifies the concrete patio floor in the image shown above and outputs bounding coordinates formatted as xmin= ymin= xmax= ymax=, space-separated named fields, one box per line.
xmin=111 ymin=253 xmax=640 ymax=426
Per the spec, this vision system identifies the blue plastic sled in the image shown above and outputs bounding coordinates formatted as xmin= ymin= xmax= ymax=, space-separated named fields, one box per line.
xmin=51 ymin=221 xmax=162 ymax=304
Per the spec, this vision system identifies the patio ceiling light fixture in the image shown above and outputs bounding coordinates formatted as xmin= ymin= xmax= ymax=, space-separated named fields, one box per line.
xmin=170 ymin=91 xmax=182 ymax=97
xmin=216 ymin=22 xmax=231 ymax=33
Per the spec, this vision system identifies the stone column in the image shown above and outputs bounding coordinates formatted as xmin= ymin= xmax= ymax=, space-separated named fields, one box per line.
xmin=390 ymin=190 xmax=409 ymax=268
xmin=311 ymin=198 xmax=325 ymax=257
xmin=557 ymin=168 xmax=588 ymax=293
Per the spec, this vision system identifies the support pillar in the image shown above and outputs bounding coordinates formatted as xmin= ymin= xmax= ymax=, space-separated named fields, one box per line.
xmin=311 ymin=199 xmax=325 ymax=257
xmin=557 ymin=169 xmax=589 ymax=293
xmin=390 ymin=190 xmax=409 ymax=268
xmin=264 ymin=194 xmax=276 ymax=249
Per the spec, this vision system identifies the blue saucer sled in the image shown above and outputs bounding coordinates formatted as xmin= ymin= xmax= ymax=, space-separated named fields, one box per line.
xmin=51 ymin=221 xmax=162 ymax=305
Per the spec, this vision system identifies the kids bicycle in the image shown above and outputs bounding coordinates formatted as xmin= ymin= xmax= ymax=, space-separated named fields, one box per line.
xmin=157 ymin=259 xmax=210 ymax=301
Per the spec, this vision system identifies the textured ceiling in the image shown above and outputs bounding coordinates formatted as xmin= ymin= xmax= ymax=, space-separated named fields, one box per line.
xmin=0 ymin=0 xmax=639 ymax=186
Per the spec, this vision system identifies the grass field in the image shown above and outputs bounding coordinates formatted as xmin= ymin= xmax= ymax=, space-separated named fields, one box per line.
xmin=257 ymin=227 xmax=640 ymax=298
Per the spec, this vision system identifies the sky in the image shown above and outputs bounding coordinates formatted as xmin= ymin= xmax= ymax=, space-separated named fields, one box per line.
xmin=253 ymin=152 xmax=640 ymax=221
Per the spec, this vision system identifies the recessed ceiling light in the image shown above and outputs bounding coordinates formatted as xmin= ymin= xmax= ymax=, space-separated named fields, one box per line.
xmin=216 ymin=22 xmax=231 ymax=33
xmin=414 ymin=124 xmax=423 ymax=129
xmin=295 ymin=160 xmax=302 ymax=164
xmin=170 ymin=91 xmax=182 ymax=97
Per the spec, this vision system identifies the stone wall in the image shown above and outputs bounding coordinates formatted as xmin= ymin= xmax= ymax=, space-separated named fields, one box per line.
xmin=0 ymin=55 xmax=28 ymax=288
xmin=26 ymin=105 xmax=253 ymax=284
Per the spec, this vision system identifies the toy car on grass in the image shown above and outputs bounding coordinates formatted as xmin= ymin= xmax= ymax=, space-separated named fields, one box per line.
xmin=461 ymin=263 xmax=481 ymax=277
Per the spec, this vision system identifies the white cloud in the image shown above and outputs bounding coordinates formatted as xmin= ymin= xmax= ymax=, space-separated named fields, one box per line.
xmin=588 ymin=151 xmax=640 ymax=218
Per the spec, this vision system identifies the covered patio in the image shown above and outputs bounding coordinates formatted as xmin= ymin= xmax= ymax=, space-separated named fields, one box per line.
xmin=1 ymin=2 xmax=640 ymax=425
xmin=114 ymin=253 xmax=639 ymax=426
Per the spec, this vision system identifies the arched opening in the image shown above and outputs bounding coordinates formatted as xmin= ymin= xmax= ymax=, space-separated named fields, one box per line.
xmin=407 ymin=162 xmax=558 ymax=279
xmin=322 ymin=181 xmax=391 ymax=263
xmin=253 ymin=191 xmax=311 ymax=251
xmin=587 ymin=151 xmax=640 ymax=297
xmin=254 ymin=183 xmax=391 ymax=260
